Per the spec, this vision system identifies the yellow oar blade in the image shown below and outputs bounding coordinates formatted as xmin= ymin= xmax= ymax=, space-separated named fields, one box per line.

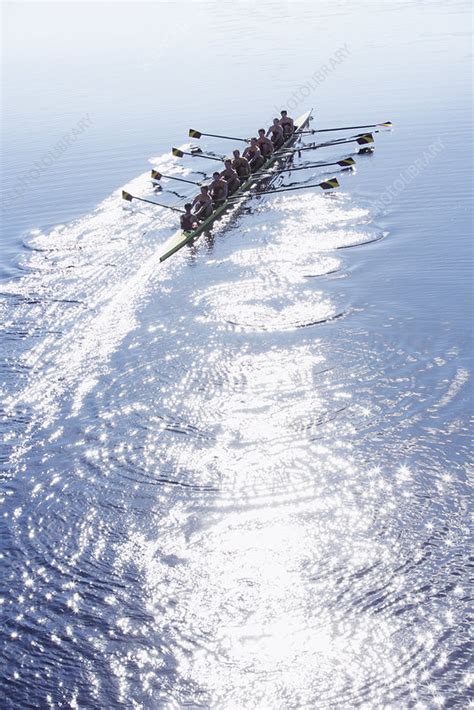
xmin=122 ymin=190 xmax=133 ymax=201
xmin=356 ymin=133 xmax=374 ymax=145
xmin=172 ymin=147 xmax=184 ymax=158
xmin=151 ymin=169 xmax=161 ymax=180
xmin=319 ymin=178 xmax=340 ymax=190
xmin=378 ymin=121 xmax=393 ymax=128
xmin=189 ymin=129 xmax=202 ymax=139
xmin=338 ymin=158 xmax=355 ymax=167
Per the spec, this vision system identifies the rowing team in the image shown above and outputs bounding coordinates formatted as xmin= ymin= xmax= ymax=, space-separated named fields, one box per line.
xmin=180 ymin=110 xmax=296 ymax=230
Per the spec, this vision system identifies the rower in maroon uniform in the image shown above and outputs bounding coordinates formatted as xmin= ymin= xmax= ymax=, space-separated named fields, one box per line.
xmin=220 ymin=159 xmax=241 ymax=194
xmin=232 ymin=150 xmax=251 ymax=181
xmin=266 ymin=118 xmax=285 ymax=149
xmin=280 ymin=110 xmax=295 ymax=138
xmin=257 ymin=129 xmax=274 ymax=159
xmin=180 ymin=203 xmax=198 ymax=231
xmin=192 ymin=185 xmax=213 ymax=221
xmin=243 ymin=138 xmax=265 ymax=173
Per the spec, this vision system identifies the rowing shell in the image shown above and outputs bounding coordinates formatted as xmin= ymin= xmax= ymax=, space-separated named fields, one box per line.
xmin=158 ymin=109 xmax=313 ymax=263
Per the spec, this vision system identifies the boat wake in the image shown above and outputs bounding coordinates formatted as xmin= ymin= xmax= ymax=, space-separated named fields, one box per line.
xmin=1 ymin=151 xmax=386 ymax=470
xmin=7 ymin=141 xmax=470 ymax=710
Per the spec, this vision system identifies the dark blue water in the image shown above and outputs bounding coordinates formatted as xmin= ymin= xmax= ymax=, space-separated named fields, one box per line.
xmin=1 ymin=1 xmax=472 ymax=708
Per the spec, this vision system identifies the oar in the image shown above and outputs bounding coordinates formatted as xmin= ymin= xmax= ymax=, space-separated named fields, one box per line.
xmin=227 ymin=177 xmax=340 ymax=203
xmin=172 ymin=147 xmax=222 ymax=162
xmin=284 ymin=133 xmax=374 ymax=155
xmin=189 ymin=129 xmax=248 ymax=142
xmin=307 ymin=132 xmax=375 ymax=149
xmin=247 ymin=158 xmax=354 ymax=183
xmin=297 ymin=121 xmax=392 ymax=135
xmin=272 ymin=157 xmax=355 ymax=174
xmin=121 ymin=190 xmax=184 ymax=212
xmin=151 ymin=169 xmax=202 ymax=186
xmin=190 ymin=122 xmax=392 ymax=141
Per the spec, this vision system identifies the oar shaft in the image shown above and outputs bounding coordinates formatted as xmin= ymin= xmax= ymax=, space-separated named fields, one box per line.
xmin=317 ymin=134 xmax=368 ymax=147
xmin=154 ymin=172 xmax=200 ymax=186
xmin=123 ymin=191 xmax=184 ymax=212
xmin=201 ymin=131 xmax=248 ymax=142
xmin=173 ymin=148 xmax=222 ymax=162
xmin=259 ymin=180 xmax=337 ymax=195
xmin=285 ymin=133 xmax=372 ymax=154
xmin=193 ymin=153 xmax=221 ymax=162
xmin=139 ymin=196 xmax=183 ymax=212
xmin=298 ymin=121 xmax=392 ymax=134
xmin=315 ymin=124 xmax=375 ymax=133
xmin=272 ymin=159 xmax=352 ymax=174
xmin=227 ymin=179 xmax=338 ymax=201
xmin=310 ymin=134 xmax=368 ymax=149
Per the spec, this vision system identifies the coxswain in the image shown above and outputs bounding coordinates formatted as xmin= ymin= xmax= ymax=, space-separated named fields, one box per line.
xmin=180 ymin=203 xmax=198 ymax=231
xmin=243 ymin=139 xmax=266 ymax=173
xmin=192 ymin=185 xmax=213 ymax=221
xmin=267 ymin=118 xmax=285 ymax=149
xmin=209 ymin=171 xmax=228 ymax=205
xmin=232 ymin=149 xmax=251 ymax=181
xmin=280 ymin=110 xmax=295 ymax=138
xmin=220 ymin=159 xmax=241 ymax=194
xmin=257 ymin=129 xmax=274 ymax=159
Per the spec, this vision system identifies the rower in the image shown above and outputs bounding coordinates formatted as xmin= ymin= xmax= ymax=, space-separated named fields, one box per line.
xmin=192 ymin=185 xmax=213 ymax=221
xmin=220 ymin=159 xmax=241 ymax=194
xmin=243 ymin=138 xmax=266 ymax=173
xmin=180 ymin=203 xmax=198 ymax=232
xmin=257 ymin=129 xmax=274 ymax=159
xmin=267 ymin=118 xmax=285 ymax=149
xmin=232 ymin=149 xmax=251 ymax=181
xmin=209 ymin=171 xmax=228 ymax=205
xmin=280 ymin=109 xmax=295 ymax=138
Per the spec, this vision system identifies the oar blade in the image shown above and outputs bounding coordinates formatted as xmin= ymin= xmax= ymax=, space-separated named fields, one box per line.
xmin=378 ymin=121 xmax=393 ymax=128
xmin=189 ymin=129 xmax=202 ymax=139
xmin=172 ymin=147 xmax=184 ymax=158
xmin=151 ymin=169 xmax=162 ymax=180
xmin=122 ymin=190 xmax=133 ymax=201
xmin=356 ymin=133 xmax=374 ymax=145
xmin=319 ymin=178 xmax=340 ymax=190
xmin=337 ymin=158 xmax=356 ymax=167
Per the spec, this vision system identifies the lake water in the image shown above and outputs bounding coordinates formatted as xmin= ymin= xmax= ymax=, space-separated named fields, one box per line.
xmin=1 ymin=1 xmax=472 ymax=708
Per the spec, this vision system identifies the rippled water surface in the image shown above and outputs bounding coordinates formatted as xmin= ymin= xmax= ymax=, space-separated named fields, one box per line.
xmin=1 ymin=1 xmax=472 ymax=708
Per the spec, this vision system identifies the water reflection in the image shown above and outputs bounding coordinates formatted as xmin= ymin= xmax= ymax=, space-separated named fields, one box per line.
xmin=2 ymin=162 xmax=471 ymax=704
